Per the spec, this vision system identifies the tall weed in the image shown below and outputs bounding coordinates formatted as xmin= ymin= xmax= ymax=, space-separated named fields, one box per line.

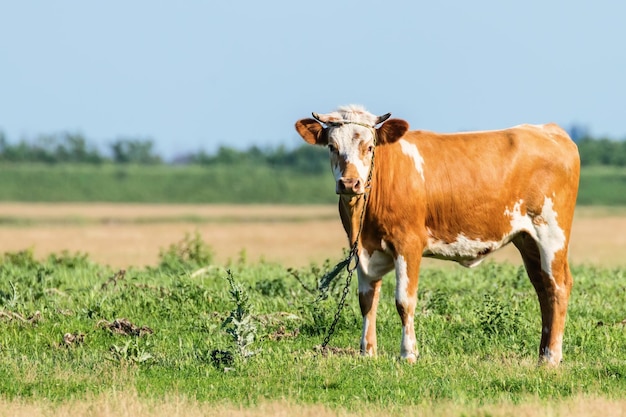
xmin=220 ymin=270 xmax=259 ymax=360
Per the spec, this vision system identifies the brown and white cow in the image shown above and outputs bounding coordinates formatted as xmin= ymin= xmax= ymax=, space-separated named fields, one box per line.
xmin=295 ymin=105 xmax=580 ymax=366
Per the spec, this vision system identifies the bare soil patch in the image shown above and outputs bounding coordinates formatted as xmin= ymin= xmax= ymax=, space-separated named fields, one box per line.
xmin=0 ymin=203 xmax=623 ymax=269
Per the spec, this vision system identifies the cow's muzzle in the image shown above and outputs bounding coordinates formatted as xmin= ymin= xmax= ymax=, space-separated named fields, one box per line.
xmin=336 ymin=177 xmax=364 ymax=195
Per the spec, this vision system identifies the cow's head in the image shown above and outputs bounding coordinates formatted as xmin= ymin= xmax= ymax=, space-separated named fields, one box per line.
xmin=295 ymin=105 xmax=409 ymax=196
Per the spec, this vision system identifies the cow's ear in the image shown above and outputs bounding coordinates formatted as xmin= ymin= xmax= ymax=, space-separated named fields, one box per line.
xmin=377 ymin=119 xmax=409 ymax=144
xmin=295 ymin=118 xmax=327 ymax=145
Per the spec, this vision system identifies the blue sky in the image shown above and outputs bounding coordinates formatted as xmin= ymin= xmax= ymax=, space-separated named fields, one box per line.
xmin=1 ymin=1 xmax=624 ymax=159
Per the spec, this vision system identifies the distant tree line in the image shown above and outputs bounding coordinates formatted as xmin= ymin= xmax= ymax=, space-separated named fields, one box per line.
xmin=0 ymin=129 xmax=625 ymax=170
xmin=576 ymin=137 xmax=626 ymax=166
xmin=186 ymin=145 xmax=328 ymax=173
xmin=0 ymin=130 xmax=328 ymax=172
xmin=0 ymin=132 xmax=161 ymax=164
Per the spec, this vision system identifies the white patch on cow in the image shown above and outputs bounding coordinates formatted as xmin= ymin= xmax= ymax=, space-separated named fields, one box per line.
xmin=505 ymin=200 xmax=534 ymax=234
xmin=327 ymin=104 xmax=379 ymax=126
xmin=361 ymin=319 xmax=372 ymax=355
xmin=322 ymin=105 xmax=383 ymax=188
xmin=351 ymin=150 xmax=371 ymax=181
xmin=504 ymin=198 xmax=566 ymax=277
xmin=424 ymin=198 xmax=565 ymax=270
xmin=534 ymin=197 xmax=566 ymax=276
xmin=394 ymin=255 xmax=410 ymax=306
xmin=357 ymin=248 xmax=393 ymax=293
xmin=398 ymin=139 xmax=425 ymax=181
xmin=400 ymin=320 xmax=417 ymax=362
xmin=542 ymin=334 xmax=563 ymax=365
xmin=424 ymin=233 xmax=502 ymax=267
xmin=358 ymin=276 xmax=373 ymax=295
xmin=328 ymin=123 xmax=375 ymax=183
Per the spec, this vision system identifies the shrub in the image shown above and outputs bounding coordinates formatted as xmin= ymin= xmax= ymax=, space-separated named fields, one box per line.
xmin=156 ymin=232 xmax=214 ymax=272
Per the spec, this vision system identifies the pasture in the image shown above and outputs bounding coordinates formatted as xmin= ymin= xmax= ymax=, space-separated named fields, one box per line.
xmin=0 ymin=204 xmax=625 ymax=416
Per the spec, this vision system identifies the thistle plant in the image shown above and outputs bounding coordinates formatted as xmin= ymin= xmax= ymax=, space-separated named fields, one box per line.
xmin=222 ymin=270 xmax=259 ymax=359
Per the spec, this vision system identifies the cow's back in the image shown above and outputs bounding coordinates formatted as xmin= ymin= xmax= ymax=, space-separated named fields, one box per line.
xmin=379 ymin=123 xmax=580 ymax=247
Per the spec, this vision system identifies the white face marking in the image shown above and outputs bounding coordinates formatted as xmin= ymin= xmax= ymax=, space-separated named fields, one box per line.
xmin=399 ymin=139 xmax=425 ymax=181
xmin=394 ymin=255 xmax=410 ymax=306
xmin=329 ymin=124 xmax=374 ymax=183
xmin=316 ymin=105 xmax=380 ymax=188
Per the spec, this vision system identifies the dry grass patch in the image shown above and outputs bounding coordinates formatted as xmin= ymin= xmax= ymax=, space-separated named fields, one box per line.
xmin=2 ymin=393 xmax=625 ymax=417
xmin=0 ymin=203 xmax=337 ymax=221
xmin=0 ymin=204 xmax=624 ymax=268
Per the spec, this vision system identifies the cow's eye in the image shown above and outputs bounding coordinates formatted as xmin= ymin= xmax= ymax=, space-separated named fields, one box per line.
xmin=367 ymin=145 xmax=374 ymax=153
xmin=328 ymin=144 xmax=338 ymax=153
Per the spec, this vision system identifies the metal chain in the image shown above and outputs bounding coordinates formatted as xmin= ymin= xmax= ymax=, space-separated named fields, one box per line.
xmin=319 ymin=241 xmax=358 ymax=351
xmin=319 ymin=132 xmax=376 ymax=352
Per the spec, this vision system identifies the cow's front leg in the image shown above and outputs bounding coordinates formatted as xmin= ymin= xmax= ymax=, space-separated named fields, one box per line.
xmin=358 ymin=273 xmax=382 ymax=357
xmin=394 ymin=254 xmax=421 ymax=363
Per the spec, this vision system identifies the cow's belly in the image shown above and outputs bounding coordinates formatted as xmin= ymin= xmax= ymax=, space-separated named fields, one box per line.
xmin=423 ymin=232 xmax=514 ymax=268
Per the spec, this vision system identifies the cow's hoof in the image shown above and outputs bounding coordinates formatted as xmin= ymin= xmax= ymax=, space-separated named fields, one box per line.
xmin=538 ymin=356 xmax=562 ymax=367
xmin=401 ymin=353 xmax=418 ymax=364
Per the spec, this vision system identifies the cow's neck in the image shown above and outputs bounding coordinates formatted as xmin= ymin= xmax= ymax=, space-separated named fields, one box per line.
xmin=338 ymin=194 xmax=367 ymax=248
xmin=348 ymin=144 xmax=407 ymax=249
xmin=337 ymin=144 xmax=399 ymax=250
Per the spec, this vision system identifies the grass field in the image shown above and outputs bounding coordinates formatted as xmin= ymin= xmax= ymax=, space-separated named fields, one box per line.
xmin=1 ymin=203 xmax=625 ymax=416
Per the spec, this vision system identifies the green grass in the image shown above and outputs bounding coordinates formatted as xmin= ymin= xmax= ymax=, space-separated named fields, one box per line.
xmin=0 ymin=163 xmax=337 ymax=204
xmin=0 ymin=163 xmax=625 ymax=205
xmin=0 ymin=238 xmax=625 ymax=413
xmin=577 ymin=165 xmax=626 ymax=205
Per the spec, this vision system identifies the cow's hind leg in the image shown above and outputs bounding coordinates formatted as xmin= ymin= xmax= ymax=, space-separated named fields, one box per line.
xmin=513 ymin=233 xmax=573 ymax=366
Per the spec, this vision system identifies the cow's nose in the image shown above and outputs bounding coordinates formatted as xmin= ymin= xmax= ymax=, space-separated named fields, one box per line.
xmin=337 ymin=177 xmax=362 ymax=195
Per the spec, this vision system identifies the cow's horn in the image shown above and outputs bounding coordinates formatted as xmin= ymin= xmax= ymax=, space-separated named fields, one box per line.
xmin=312 ymin=112 xmax=325 ymax=123
xmin=376 ymin=113 xmax=392 ymax=125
